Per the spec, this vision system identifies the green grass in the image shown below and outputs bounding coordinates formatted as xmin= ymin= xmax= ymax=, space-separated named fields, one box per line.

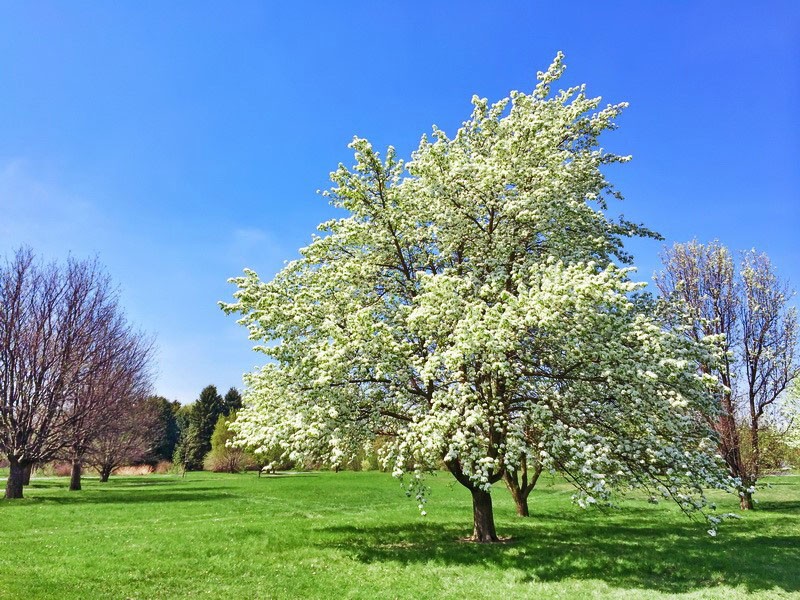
xmin=0 ymin=470 xmax=798 ymax=599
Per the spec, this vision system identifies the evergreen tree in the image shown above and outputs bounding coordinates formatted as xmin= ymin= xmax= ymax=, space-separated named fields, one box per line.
xmin=189 ymin=385 xmax=224 ymax=467
xmin=147 ymin=396 xmax=182 ymax=462
xmin=223 ymin=387 xmax=243 ymax=416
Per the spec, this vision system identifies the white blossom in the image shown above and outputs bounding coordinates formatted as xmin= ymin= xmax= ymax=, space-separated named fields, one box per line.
xmin=222 ymin=54 xmax=733 ymax=535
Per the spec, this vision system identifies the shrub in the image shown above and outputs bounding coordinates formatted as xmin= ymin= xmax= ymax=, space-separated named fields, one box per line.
xmin=204 ymin=415 xmax=257 ymax=473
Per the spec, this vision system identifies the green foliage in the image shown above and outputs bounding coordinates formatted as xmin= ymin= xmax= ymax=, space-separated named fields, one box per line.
xmin=210 ymin=414 xmax=232 ymax=449
xmin=192 ymin=385 xmax=224 ymax=456
xmin=222 ymin=387 xmax=243 ymax=416
xmin=174 ymin=385 xmax=225 ymax=470
xmin=172 ymin=422 xmax=202 ymax=471
xmin=740 ymin=424 xmax=800 ymax=473
xmin=0 ymin=472 xmax=798 ymax=599
xmin=146 ymin=396 xmax=182 ymax=463
xmin=203 ymin=414 xmax=256 ymax=473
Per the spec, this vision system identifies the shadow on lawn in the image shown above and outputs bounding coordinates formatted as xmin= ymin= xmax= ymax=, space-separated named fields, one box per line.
xmin=324 ymin=502 xmax=800 ymax=595
xmin=260 ymin=472 xmax=320 ymax=478
xmin=28 ymin=477 xmax=179 ymax=490
xmin=1 ymin=484 xmax=236 ymax=506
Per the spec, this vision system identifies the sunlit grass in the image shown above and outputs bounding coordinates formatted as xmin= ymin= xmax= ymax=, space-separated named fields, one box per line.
xmin=0 ymin=470 xmax=797 ymax=599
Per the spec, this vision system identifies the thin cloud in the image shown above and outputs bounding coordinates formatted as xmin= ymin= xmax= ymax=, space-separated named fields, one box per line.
xmin=0 ymin=159 xmax=101 ymax=252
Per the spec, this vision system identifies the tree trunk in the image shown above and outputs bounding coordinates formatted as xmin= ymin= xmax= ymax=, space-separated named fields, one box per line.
xmin=739 ymin=473 xmax=755 ymax=510
xmin=5 ymin=458 xmax=27 ymax=499
xmin=503 ymin=461 xmax=542 ymax=517
xmin=69 ymin=459 xmax=82 ymax=491
xmin=22 ymin=463 xmax=33 ymax=486
xmin=750 ymin=415 xmax=761 ymax=482
xmin=504 ymin=472 xmax=530 ymax=517
xmin=470 ymin=488 xmax=499 ymax=542
xmin=99 ymin=465 xmax=112 ymax=483
xmin=445 ymin=459 xmax=503 ymax=541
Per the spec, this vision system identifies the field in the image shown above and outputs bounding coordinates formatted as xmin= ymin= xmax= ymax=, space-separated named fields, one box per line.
xmin=0 ymin=470 xmax=798 ymax=599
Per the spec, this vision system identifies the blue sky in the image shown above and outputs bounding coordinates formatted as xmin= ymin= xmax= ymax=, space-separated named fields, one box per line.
xmin=1 ymin=2 xmax=798 ymax=404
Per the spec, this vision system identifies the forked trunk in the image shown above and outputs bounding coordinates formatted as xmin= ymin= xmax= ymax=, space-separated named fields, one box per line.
xmin=504 ymin=473 xmax=529 ymax=517
xmin=69 ymin=460 xmax=82 ymax=491
xmin=470 ymin=488 xmax=499 ymax=542
xmin=5 ymin=458 xmax=27 ymax=499
xmin=503 ymin=461 xmax=542 ymax=517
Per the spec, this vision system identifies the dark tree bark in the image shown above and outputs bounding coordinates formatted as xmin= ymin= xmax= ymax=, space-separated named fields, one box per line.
xmin=503 ymin=461 xmax=542 ymax=517
xmin=446 ymin=459 xmax=502 ymax=542
xmin=22 ymin=463 xmax=33 ymax=486
xmin=99 ymin=464 xmax=113 ymax=483
xmin=470 ymin=488 xmax=499 ymax=542
xmin=5 ymin=458 xmax=27 ymax=499
xmin=740 ymin=486 xmax=754 ymax=510
xmin=69 ymin=459 xmax=82 ymax=491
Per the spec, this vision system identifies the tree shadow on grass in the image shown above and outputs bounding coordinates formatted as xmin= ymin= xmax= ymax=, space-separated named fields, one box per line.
xmin=322 ymin=503 xmax=800 ymax=595
xmin=0 ymin=485 xmax=237 ymax=506
xmin=259 ymin=472 xmax=320 ymax=478
xmin=754 ymin=500 xmax=800 ymax=512
xmin=27 ymin=477 xmax=179 ymax=490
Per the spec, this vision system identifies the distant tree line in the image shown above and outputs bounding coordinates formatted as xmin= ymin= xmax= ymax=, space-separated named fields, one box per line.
xmin=173 ymin=384 xmax=243 ymax=472
xmin=0 ymin=248 xmax=255 ymax=498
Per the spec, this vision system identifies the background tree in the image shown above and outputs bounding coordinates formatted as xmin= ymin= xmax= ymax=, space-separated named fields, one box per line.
xmin=147 ymin=395 xmax=182 ymax=463
xmin=62 ymin=323 xmax=155 ymax=491
xmin=224 ymin=55 xmax=731 ymax=541
xmin=187 ymin=385 xmax=224 ymax=469
xmin=204 ymin=414 xmax=255 ymax=473
xmin=172 ymin=403 xmax=198 ymax=472
xmin=0 ymin=249 xmax=153 ymax=499
xmin=223 ymin=387 xmax=243 ymax=416
xmin=85 ymin=393 xmax=162 ymax=481
xmin=657 ymin=241 xmax=799 ymax=509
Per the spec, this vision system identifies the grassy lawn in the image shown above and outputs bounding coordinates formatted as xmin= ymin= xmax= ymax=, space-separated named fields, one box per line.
xmin=0 ymin=470 xmax=798 ymax=599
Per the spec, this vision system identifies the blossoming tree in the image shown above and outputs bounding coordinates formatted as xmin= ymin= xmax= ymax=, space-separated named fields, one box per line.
xmin=223 ymin=55 xmax=731 ymax=541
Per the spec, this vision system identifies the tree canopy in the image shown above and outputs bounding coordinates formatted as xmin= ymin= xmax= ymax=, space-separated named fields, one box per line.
xmin=223 ymin=54 xmax=732 ymax=541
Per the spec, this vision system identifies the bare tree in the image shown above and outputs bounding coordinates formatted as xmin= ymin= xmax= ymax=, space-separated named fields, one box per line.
xmin=62 ymin=323 xmax=155 ymax=491
xmin=86 ymin=394 xmax=162 ymax=482
xmin=0 ymin=248 xmax=154 ymax=499
xmin=60 ymin=296 xmax=155 ymax=492
xmin=739 ymin=250 xmax=799 ymax=501
xmin=657 ymin=241 xmax=799 ymax=509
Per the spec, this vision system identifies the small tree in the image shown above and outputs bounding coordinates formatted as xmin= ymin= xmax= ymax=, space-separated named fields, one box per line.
xmin=63 ymin=324 xmax=155 ymax=491
xmin=224 ymin=55 xmax=731 ymax=541
xmin=86 ymin=395 xmax=162 ymax=481
xmin=146 ymin=396 xmax=182 ymax=463
xmin=204 ymin=415 xmax=255 ymax=473
xmin=173 ymin=423 xmax=202 ymax=476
